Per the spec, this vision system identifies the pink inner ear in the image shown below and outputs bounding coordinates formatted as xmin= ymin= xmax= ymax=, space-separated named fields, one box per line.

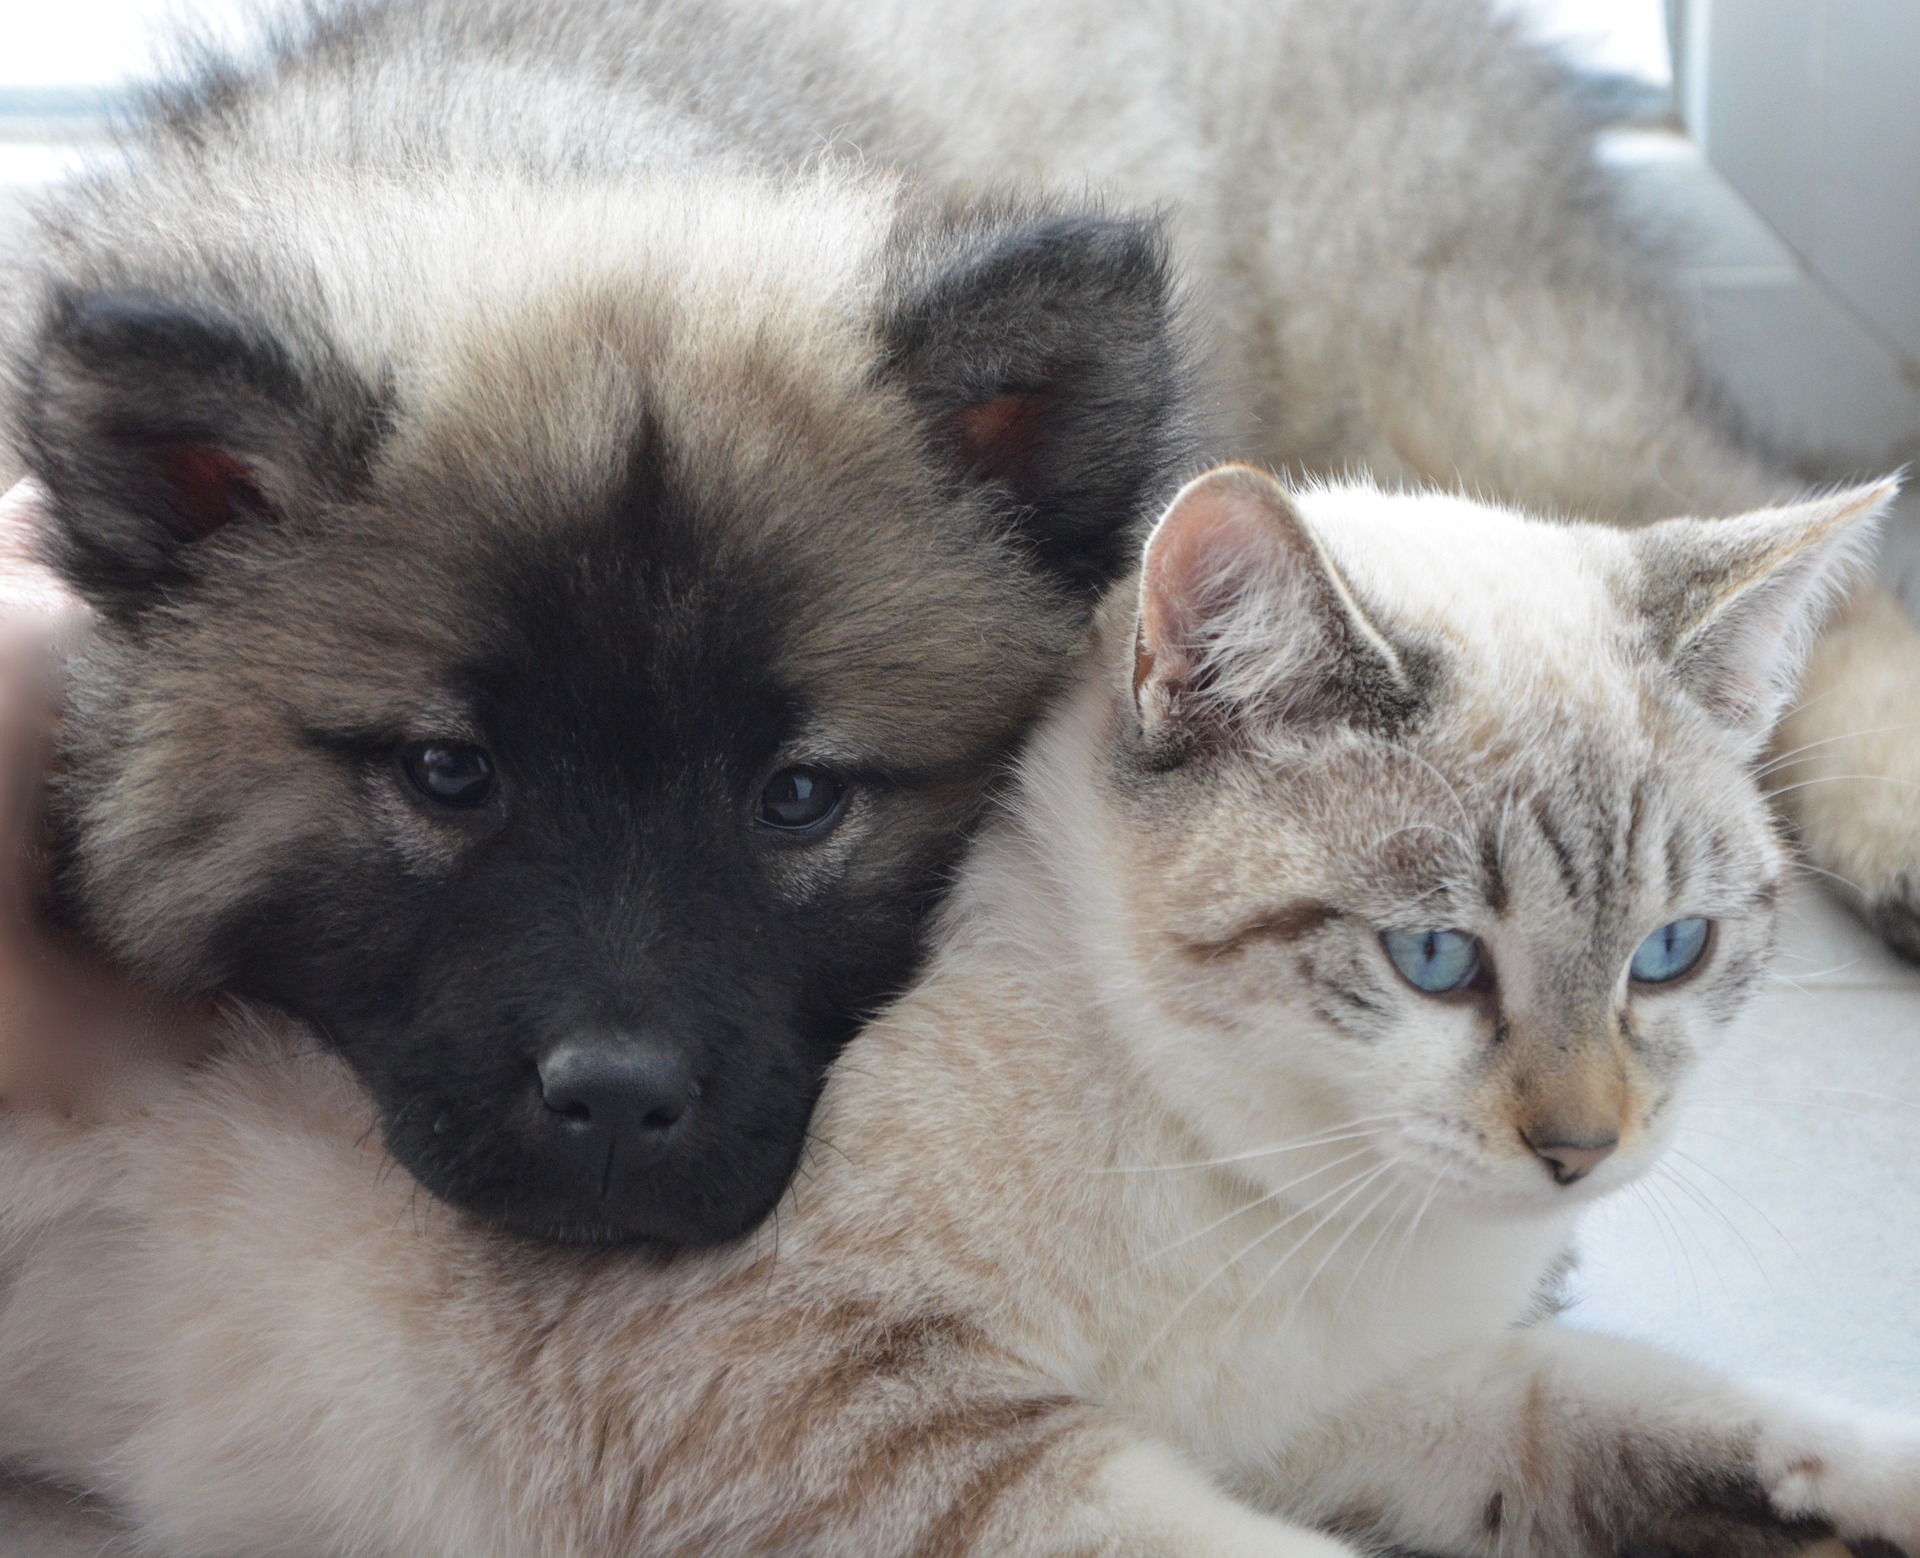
xmin=158 ymin=444 xmax=265 ymax=542
xmin=950 ymin=392 xmax=1052 ymax=486
xmin=1141 ymin=476 xmax=1275 ymax=662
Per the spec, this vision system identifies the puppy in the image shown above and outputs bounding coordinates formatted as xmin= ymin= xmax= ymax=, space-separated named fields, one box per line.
xmin=0 ymin=0 xmax=1193 ymax=1243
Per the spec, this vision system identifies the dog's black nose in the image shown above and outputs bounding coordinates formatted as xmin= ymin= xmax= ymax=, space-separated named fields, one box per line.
xmin=537 ymin=1038 xmax=697 ymax=1150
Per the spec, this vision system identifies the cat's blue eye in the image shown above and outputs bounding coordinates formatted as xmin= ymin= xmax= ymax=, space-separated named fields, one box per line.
xmin=1629 ymin=918 xmax=1711 ymax=984
xmin=1381 ymin=928 xmax=1482 ymax=994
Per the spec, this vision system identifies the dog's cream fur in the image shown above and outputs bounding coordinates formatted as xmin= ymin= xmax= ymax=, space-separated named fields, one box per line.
xmin=0 ymin=471 xmax=1909 ymax=1556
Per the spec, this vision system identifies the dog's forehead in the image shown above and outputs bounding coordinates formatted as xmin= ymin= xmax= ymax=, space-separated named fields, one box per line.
xmin=303 ymin=348 xmax=1071 ymax=768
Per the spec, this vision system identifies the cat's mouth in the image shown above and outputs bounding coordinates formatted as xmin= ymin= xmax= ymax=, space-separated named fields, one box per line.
xmin=1387 ymin=1118 xmax=1654 ymax=1216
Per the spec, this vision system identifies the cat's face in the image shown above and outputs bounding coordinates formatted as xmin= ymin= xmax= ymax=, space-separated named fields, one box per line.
xmin=1096 ymin=468 xmax=1889 ymax=1218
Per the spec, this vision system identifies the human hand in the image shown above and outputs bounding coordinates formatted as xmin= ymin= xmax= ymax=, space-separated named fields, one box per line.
xmin=0 ymin=478 xmax=216 ymax=1114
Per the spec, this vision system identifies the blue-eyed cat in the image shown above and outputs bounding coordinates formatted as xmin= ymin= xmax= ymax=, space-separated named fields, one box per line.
xmin=0 ymin=465 xmax=1909 ymax=1556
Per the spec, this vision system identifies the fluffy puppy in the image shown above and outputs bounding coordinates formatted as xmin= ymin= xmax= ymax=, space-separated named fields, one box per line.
xmin=0 ymin=0 xmax=1194 ymax=1242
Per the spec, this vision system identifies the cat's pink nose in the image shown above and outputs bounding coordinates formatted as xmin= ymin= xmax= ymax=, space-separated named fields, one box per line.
xmin=1524 ymin=1132 xmax=1617 ymax=1186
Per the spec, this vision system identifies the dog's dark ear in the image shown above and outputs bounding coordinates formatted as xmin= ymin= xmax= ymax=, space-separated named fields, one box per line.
xmin=17 ymin=292 xmax=384 ymax=614
xmin=883 ymin=213 xmax=1190 ymax=596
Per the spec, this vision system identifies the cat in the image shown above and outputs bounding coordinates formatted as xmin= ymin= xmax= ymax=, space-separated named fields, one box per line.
xmin=0 ymin=464 xmax=1909 ymax=1556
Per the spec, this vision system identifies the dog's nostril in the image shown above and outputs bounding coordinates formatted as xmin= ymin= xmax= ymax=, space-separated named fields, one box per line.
xmin=536 ymin=1039 xmax=696 ymax=1140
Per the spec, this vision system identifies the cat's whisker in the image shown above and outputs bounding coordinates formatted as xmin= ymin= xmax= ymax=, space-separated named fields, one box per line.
xmin=1626 ymin=1180 xmax=1687 ymax=1299
xmin=1127 ymin=1157 xmax=1390 ymax=1368
xmin=1664 ymin=1153 xmax=1787 ymax=1261
xmin=1267 ymin=1158 xmax=1410 ymax=1331
xmin=1767 ymin=773 xmax=1920 ymax=800
xmin=1328 ymin=1177 xmax=1420 ymax=1317
xmin=1752 ymin=719 xmax=1920 ymax=778
xmin=1120 ymin=1145 xmax=1374 ymax=1273
xmin=1786 ymin=857 xmax=1873 ymax=897
xmin=1694 ymin=1089 xmax=1920 ymax=1117
xmin=1379 ymin=1173 xmax=1443 ymax=1296
xmin=1670 ymin=1123 xmax=1803 ymax=1168
xmin=1770 ymin=680 xmax=1847 ymax=725
xmin=1654 ymin=1158 xmax=1780 ymax=1291
xmin=1639 ymin=1175 xmax=1706 ymax=1307
xmin=1096 ymin=1114 xmax=1410 ymax=1176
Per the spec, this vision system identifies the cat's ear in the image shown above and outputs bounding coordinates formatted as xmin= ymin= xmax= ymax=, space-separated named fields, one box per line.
xmin=17 ymin=290 xmax=386 ymax=618
xmin=1631 ymin=479 xmax=1896 ymax=749
xmin=883 ymin=212 xmax=1189 ymax=597
xmin=1133 ymin=464 xmax=1419 ymax=746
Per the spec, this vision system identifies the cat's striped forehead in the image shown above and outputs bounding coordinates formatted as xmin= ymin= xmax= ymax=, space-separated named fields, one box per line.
xmin=1285 ymin=483 xmax=1648 ymax=694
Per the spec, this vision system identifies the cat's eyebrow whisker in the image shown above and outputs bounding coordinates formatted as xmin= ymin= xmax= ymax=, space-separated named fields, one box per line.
xmin=1767 ymin=774 xmax=1920 ymax=801
xmin=1753 ymin=719 xmax=1920 ymax=778
xmin=1095 ymin=1114 xmax=1410 ymax=1176
xmin=1764 ymin=960 xmax=1866 ymax=987
xmin=1786 ymin=857 xmax=1873 ymax=897
xmin=1381 ymin=743 xmax=1475 ymax=840
xmin=1364 ymin=821 xmax=1473 ymax=863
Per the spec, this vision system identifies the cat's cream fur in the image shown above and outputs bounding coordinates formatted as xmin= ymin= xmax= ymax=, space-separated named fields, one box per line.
xmin=0 ymin=467 xmax=1910 ymax=1556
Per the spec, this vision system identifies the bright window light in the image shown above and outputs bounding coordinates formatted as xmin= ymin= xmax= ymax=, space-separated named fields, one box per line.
xmin=1498 ymin=0 xmax=1674 ymax=85
xmin=4 ymin=0 xmax=257 ymax=89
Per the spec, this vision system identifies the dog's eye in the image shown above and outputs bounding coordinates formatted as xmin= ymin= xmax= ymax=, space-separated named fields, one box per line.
xmin=403 ymin=742 xmax=495 ymax=809
xmin=757 ymin=766 xmax=846 ymax=833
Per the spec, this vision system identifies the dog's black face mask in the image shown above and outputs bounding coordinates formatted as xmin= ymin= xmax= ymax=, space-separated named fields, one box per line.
xmin=18 ymin=208 xmax=1191 ymax=1244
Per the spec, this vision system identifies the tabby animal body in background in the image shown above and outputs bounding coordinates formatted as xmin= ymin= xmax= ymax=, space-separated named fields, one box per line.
xmin=749 ymin=0 xmax=1920 ymax=956
xmin=0 ymin=467 xmax=1910 ymax=1557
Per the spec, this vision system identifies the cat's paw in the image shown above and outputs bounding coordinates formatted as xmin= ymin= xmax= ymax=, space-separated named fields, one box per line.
xmin=1772 ymin=583 xmax=1920 ymax=966
xmin=1622 ymin=1512 xmax=1850 ymax=1557
xmin=1755 ymin=1409 xmax=1920 ymax=1557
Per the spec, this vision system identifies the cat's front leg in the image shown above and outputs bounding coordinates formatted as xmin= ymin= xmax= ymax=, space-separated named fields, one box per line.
xmin=1048 ymin=1439 xmax=1365 ymax=1558
xmin=1265 ymin=1328 xmax=1918 ymax=1558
